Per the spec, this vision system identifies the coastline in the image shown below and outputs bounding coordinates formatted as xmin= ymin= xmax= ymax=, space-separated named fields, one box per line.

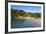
xmin=13 ymin=16 xmax=41 ymax=24
xmin=14 ymin=16 xmax=41 ymax=19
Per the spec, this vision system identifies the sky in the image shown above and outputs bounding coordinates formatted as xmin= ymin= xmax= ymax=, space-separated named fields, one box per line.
xmin=11 ymin=5 xmax=41 ymax=13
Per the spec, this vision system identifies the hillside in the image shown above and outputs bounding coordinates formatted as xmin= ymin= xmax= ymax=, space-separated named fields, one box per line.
xmin=11 ymin=9 xmax=41 ymax=19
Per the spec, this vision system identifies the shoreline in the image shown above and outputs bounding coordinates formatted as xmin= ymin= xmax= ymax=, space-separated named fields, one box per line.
xmin=13 ymin=16 xmax=41 ymax=24
xmin=14 ymin=16 xmax=41 ymax=19
xmin=12 ymin=16 xmax=41 ymax=25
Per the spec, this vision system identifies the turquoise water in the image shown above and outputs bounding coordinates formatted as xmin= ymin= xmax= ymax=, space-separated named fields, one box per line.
xmin=11 ymin=19 xmax=41 ymax=28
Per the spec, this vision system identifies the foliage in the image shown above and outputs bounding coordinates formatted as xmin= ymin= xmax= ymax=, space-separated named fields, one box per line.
xmin=11 ymin=9 xmax=41 ymax=18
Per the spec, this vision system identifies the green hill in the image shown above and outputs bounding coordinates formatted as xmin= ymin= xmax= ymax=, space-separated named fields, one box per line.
xmin=11 ymin=9 xmax=41 ymax=19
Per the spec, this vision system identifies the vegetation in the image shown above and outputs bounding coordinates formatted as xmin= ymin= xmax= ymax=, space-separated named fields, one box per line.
xmin=11 ymin=9 xmax=41 ymax=19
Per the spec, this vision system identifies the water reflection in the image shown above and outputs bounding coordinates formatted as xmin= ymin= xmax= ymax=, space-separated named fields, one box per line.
xmin=11 ymin=19 xmax=41 ymax=28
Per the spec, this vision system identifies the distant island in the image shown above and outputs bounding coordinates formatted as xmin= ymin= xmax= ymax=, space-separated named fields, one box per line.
xmin=11 ymin=9 xmax=41 ymax=19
